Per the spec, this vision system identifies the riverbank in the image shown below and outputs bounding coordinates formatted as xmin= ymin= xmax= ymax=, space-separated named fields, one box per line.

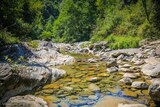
xmin=0 ymin=40 xmax=160 ymax=107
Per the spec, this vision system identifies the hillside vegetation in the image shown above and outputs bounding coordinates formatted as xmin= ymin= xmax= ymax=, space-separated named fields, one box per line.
xmin=0 ymin=0 xmax=160 ymax=48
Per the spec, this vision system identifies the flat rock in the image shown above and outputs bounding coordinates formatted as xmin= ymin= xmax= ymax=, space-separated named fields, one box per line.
xmin=131 ymin=82 xmax=148 ymax=89
xmin=5 ymin=95 xmax=47 ymax=107
xmin=93 ymin=96 xmax=136 ymax=107
xmin=88 ymin=83 xmax=100 ymax=92
xmin=123 ymin=73 xmax=139 ymax=79
xmin=107 ymin=66 xmax=118 ymax=73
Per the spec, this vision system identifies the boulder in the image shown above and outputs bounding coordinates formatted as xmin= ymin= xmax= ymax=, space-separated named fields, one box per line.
xmin=148 ymin=83 xmax=160 ymax=101
xmin=131 ymin=82 xmax=148 ymax=89
xmin=142 ymin=64 xmax=160 ymax=77
xmin=5 ymin=95 xmax=47 ymax=107
xmin=0 ymin=64 xmax=66 ymax=104
xmin=119 ymin=77 xmax=133 ymax=85
xmin=29 ymin=48 xmax=75 ymax=66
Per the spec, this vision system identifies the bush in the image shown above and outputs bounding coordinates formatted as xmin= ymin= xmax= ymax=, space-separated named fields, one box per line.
xmin=0 ymin=30 xmax=19 ymax=46
xmin=105 ymin=35 xmax=141 ymax=49
xmin=39 ymin=31 xmax=53 ymax=40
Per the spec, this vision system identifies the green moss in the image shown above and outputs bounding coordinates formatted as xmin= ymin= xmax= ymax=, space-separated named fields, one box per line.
xmin=28 ymin=40 xmax=39 ymax=49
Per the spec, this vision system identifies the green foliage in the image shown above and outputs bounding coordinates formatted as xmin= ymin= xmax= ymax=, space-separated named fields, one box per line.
xmin=0 ymin=30 xmax=19 ymax=46
xmin=0 ymin=0 xmax=160 ymax=47
xmin=39 ymin=31 xmax=53 ymax=40
xmin=105 ymin=35 xmax=141 ymax=49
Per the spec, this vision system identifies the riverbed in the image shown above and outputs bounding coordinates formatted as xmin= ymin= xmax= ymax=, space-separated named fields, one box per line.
xmin=34 ymin=53 xmax=154 ymax=107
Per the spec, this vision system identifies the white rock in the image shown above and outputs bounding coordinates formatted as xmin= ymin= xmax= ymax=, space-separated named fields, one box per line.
xmin=131 ymin=81 xmax=148 ymax=89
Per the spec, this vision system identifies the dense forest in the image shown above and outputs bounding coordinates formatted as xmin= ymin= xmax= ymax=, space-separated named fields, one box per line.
xmin=0 ymin=0 xmax=160 ymax=48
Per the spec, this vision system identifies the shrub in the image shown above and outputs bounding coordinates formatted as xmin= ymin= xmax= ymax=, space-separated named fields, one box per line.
xmin=105 ymin=35 xmax=141 ymax=49
xmin=0 ymin=30 xmax=19 ymax=46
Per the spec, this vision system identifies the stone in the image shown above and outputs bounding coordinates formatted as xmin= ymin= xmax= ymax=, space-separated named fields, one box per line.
xmin=0 ymin=63 xmax=12 ymax=81
xmin=118 ymin=103 xmax=147 ymax=107
xmin=88 ymin=83 xmax=100 ymax=92
xmin=5 ymin=95 xmax=47 ymax=107
xmin=88 ymin=95 xmax=98 ymax=100
xmin=148 ymin=83 xmax=160 ymax=101
xmin=63 ymin=86 xmax=73 ymax=92
xmin=117 ymin=54 xmax=125 ymax=60
xmin=142 ymin=64 xmax=160 ymax=77
xmin=70 ymin=100 xmax=87 ymax=106
xmin=39 ymin=95 xmax=60 ymax=103
xmin=93 ymin=96 xmax=137 ymax=107
xmin=87 ymin=77 xmax=101 ymax=82
xmin=29 ymin=44 xmax=75 ymax=66
xmin=119 ymin=77 xmax=132 ymax=85
xmin=118 ymin=68 xmax=130 ymax=72
xmin=123 ymin=64 xmax=131 ymax=68
xmin=97 ymin=73 xmax=109 ymax=77
xmin=107 ymin=66 xmax=118 ymax=73
xmin=131 ymin=82 xmax=148 ymax=89
xmin=123 ymin=73 xmax=139 ymax=79
xmin=42 ymin=89 xmax=54 ymax=94
xmin=150 ymin=78 xmax=160 ymax=84
xmin=88 ymin=58 xmax=97 ymax=63
xmin=134 ymin=60 xmax=145 ymax=66
xmin=43 ymin=84 xmax=60 ymax=89
xmin=123 ymin=89 xmax=138 ymax=98
xmin=106 ymin=59 xmax=117 ymax=67
xmin=0 ymin=64 xmax=61 ymax=104
xmin=156 ymin=45 xmax=160 ymax=56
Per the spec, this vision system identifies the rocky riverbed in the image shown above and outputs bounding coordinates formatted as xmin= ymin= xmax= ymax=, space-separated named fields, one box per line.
xmin=0 ymin=40 xmax=160 ymax=107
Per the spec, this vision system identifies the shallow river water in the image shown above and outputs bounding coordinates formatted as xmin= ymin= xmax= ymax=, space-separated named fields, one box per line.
xmin=34 ymin=53 xmax=155 ymax=107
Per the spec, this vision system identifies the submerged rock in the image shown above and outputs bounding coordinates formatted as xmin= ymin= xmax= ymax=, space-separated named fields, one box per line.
xmin=5 ymin=95 xmax=48 ymax=107
xmin=118 ymin=103 xmax=147 ymax=107
xmin=88 ymin=83 xmax=100 ymax=92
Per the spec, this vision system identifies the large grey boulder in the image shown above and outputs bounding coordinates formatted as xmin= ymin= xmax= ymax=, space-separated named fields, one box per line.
xmin=0 ymin=64 xmax=66 ymax=105
xmin=142 ymin=64 xmax=160 ymax=77
xmin=5 ymin=95 xmax=48 ymax=107
xmin=148 ymin=83 xmax=160 ymax=101
xmin=29 ymin=47 xmax=75 ymax=67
